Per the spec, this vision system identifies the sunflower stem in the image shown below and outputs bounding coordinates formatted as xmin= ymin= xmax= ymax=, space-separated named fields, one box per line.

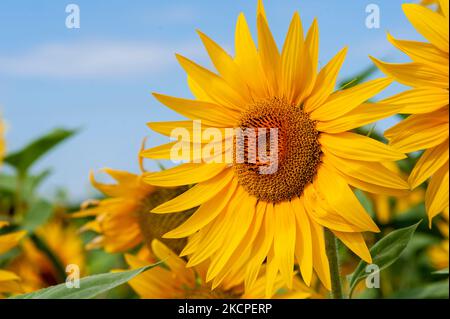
xmin=324 ymin=229 xmax=344 ymax=299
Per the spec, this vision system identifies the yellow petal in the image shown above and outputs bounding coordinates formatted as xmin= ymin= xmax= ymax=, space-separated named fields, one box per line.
xmin=304 ymin=47 xmax=347 ymax=113
xmin=273 ymin=201 xmax=296 ymax=289
xmin=281 ymin=12 xmax=304 ymax=103
xmin=151 ymin=239 xmax=195 ymax=287
xmin=315 ymin=165 xmax=380 ymax=233
xmin=197 ymin=30 xmax=251 ymax=99
xmin=309 ymin=219 xmax=331 ymax=290
xmin=323 ymin=152 xmax=409 ymax=190
xmin=143 ymin=163 xmax=226 ymax=187
xmin=409 ymin=141 xmax=449 ymax=189
xmin=310 ymin=77 xmax=392 ymax=121
xmin=389 ymin=121 xmax=448 ymax=154
xmin=164 ymin=178 xmax=238 ymax=238
xmin=234 ymin=13 xmax=268 ymax=99
xmin=387 ymin=33 xmax=448 ymax=70
xmin=245 ymin=202 xmax=274 ymax=291
xmin=332 ymin=231 xmax=372 ymax=263
xmin=0 ymin=230 xmax=27 ymax=255
xmin=296 ymin=19 xmax=319 ymax=104
xmin=257 ymin=11 xmax=280 ymax=96
xmin=380 ymin=87 xmax=449 ymax=114
xmin=152 ymin=93 xmax=239 ymax=127
xmin=207 ymin=193 xmax=256 ymax=282
xmin=370 ymin=57 xmax=448 ymax=89
xmin=176 ymin=54 xmax=246 ymax=111
xmin=403 ymin=3 xmax=449 ymax=53
xmin=151 ymin=168 xmax=234 ymax=213
xmin=290 ymin=198 xmax=313 ymax=286
xmin=320 ymin=132 xmax=406 ymax=162
xmin=317 ymin=103 xmax=404 ymax=133
xmin=426 ymin=162 xmax=449 ymax=223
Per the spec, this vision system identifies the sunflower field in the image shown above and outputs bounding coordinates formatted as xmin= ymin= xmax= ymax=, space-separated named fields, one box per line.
xmin=0 ymin=0 xmax=448 ymax=304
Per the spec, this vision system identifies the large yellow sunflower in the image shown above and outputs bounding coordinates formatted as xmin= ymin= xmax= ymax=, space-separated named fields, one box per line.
xmin=125 ymin=239 xmax=314 ymax=299
xmin=371 ymin=0 xmax=449 ymax=226
xmin=141 ymin=0 xmax=408 ymax=295
xmin=73 ymin=168 xmax=192 ymax=254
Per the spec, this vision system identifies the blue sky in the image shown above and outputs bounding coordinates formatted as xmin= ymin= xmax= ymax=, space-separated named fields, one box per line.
xmin=0 ymin=0 xmax=426 ymax=201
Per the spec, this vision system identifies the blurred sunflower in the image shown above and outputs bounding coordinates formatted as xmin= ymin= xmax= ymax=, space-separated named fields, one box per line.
xmin=125 ymin=239 xmax=314 ymax=299
xmin=7 ymin=220 xmax=85 ymax=292
xmin=142 ymin=0 xmax=408 ymax=295
xmin=371 ymin=0 xmax=449 ymax=226
xmin=73 ymin=168 xmax=192 ymax=254
xmin=428 ymin=208 xmax=449 ymax=270
xmin=0 ymin=222 xmax=26 ymax=296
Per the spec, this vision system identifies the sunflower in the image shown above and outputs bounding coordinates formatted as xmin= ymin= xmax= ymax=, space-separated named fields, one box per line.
xmin=141 ymin=0 xmax=409 ymax=295
xmin=428 ymin=208 xmax=449 ymax=270
xmin=371 ymin=0 xmax=449 ymax=226
xmin=0 ymin=222 xmax=26 ymax=296
xmin=125 ymin=239 xmax=314 ymax=299
xmin=7 ymin=220 xmax=85 ymax=292
xmin=73 ymin=168 xmax=192 ymax=254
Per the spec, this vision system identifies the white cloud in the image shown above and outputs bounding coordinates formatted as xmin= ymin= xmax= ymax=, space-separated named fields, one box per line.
xmin=0 ymin=40 xmax=204 ymax=79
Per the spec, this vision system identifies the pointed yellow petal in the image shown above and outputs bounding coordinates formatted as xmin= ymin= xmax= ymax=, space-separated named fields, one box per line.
xmin=281 ymin=12 xmax=304 ymax=102
xmin=152 ymin=93 xmax=239 ymax=126
xmin=315 ymin=165 xmax=380 ymax=233
xmin=380 ymin=87 xmax=449 ymax=114
xmin=290 ymin=197 xmax=313 ymax=286
xmin=426 ymin=162 xmax=449 ymax=223
xmin=257 ymin=12 xmax=280 ymax=96
xmin=176 ymin=54 xmax=245 ymax=110
xmin=309 ymin=219 xmax=331 ymax=290
xmin=143 ymin=163 xmax=226 ymax=187
xmin=296 ymin=19 xmax=319 ymax=104
xmin=320 ymin=132 xmax=406 ymax=162
xmin=0 ymin=230 xmax=27 ymax=255
xmin=387 ymin=33 xmax=448 ymax=70
xmin=197 ymin=30 xmax=251 ymax=99
xmin=332 ymin=231 xmax=372 ymax=263
xmin=164 ymin=178 xmax=238 ymax=238
xmin=273 ymin=201 xmax=296 ymax=289
xmin=311 ymin=77 xmax=392 ymax=121
xmin=409 ymin=142 xmax=449 ymax=189
xmin=371 ymin=57 xmax=448 ymax=89
xmin=151 ymin=240 xmax=195 ymax=287
xmin=234 ymin=13 xmax=268 ymax=99
xmin=323 ymin=152 xmax=410 ymax=190
xmin=304 ymin=47 xmax=347 ymax=113
xmin=403 ymin=4 xmax=449 ymax=53
xmin=317 ymin=102 xmax=404 ymax=133
xmin=152 ymin=168 xmax=234 ymax=213
xmin=389 ymin=121 xmax=448 ymax=154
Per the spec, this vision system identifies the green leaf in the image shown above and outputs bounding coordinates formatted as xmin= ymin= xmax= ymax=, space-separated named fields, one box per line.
xmin=0 ymin=170 xmax=51 ymax=196
xmin=4 ymin=128 xmax=77 ymax=175
xmin=348 ymin=221 xmax=421 ymax=297
xmin=433 ymin=268 xmax=449 ymax=276
xmin=388 ymin=280 xmax=449 ymax=299
xmin=21 ymin=199 xmax=54 ymax=231
xmin=10 ymin=263 xmax=161 ymax=299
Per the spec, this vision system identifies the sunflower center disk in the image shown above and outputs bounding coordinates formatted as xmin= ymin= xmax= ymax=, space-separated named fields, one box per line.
xmin=233 ymin=98 xmax=322 ymax=203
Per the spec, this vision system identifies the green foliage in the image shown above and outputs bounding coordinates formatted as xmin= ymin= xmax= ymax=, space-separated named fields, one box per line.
xmin=21 ymin=199 xmax=54 ymax=231
xmin=4 ymin=128 xmax=77 ymax=176
xmin=348 ymin=222 xmax=421 ymax=297
xmin=10 ymin=263 xmax=161 ymax=299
